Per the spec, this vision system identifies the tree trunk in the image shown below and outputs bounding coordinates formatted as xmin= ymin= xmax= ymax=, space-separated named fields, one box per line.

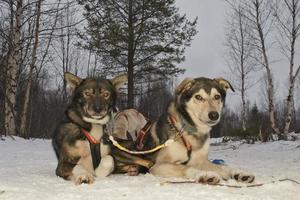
xmin=241 ymin=51 xmax=247 ymax=132
xmin=265 ymin=67 xmax=279 ymax=134
xmin=5 ymin=0 xmax=23 ymax=136
xmin=19 ymin=0 xmax=42 ymax=138
xmin=283 ymin=33 xmax=296 ymax=135
xmin=239 ymin=8 xmax=247 ymax=132
xmin=241 ymin=88 xmax=247 ymax=132
xmin=127 ymin=0 xmax=135 ymax=108
xmin=284 ymin=86 xmax=294 ymax=134
xmin=283 ymin=66 xmax=300 ymax=134
xmin=254 ymin=0 xmax=280 ymax=134
xmin=283 ymin=0 xmax=300 ymax=136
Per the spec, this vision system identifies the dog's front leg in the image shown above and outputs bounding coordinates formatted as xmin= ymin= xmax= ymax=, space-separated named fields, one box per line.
xmin=56 ymin=159 xmax=95 ymax=185
xmin=56 ymin=145 xmax=95 ymax=185
xmin=150 ymin=162 xmax=221 ymax=184
xmin=95 ymin=155 xmax=114 ymax=178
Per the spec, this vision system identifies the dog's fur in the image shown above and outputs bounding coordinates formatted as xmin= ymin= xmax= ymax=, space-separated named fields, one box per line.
xmin=52 ymin=72 xmax=127 ymax=184
xmin=113 ymin=77 xmax=255 ymax=184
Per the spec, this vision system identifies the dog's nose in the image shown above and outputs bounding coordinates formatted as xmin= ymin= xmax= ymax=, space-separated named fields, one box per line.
xmin=208 ymin=111 xmax=219 ymax=121
xmin=93 ymin=104 xmax=102 ymax=113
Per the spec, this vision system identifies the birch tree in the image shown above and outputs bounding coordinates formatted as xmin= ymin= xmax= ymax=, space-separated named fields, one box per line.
xmin=5 ymin=0 xmax=23 ymax=136
xmin=243 ymin=0 xmax=280 ymax=134
xmin=225 ymin=1 xmax=256 ymax=132
xmin=275 ymin=0 xmax=300 ymax=136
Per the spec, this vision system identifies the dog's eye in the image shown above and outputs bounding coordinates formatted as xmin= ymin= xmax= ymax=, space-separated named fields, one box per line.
xmin=103 ymin=92 xmax=110 ymax=98
xmin=84 ymin=91 xmax=93 ymax=97
xmin=214 ymin=95 xmax=221 ymax=100
xmin=195 ymin=95 xmax=204 ymax=101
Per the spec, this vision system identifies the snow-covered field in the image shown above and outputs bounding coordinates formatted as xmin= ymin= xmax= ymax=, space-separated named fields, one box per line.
xmin=0 ymin=137 xmax=300 ymax=200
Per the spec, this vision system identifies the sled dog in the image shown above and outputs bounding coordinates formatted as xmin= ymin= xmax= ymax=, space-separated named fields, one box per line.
xmin=113 ymin=77 xmax=255 ymax=184
xmin=52 ymin=72 xmax=127 ymax=184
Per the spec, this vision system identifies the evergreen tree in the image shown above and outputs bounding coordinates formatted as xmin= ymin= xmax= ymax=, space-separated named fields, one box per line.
xmin=247 ymin=103 xmax=262 ymax=137
xmin=77 ymin=0 xmax=197 ymax=107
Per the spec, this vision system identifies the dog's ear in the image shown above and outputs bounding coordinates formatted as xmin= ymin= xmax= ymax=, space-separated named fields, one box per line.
xmin=175 ymin=78 xmax=195 ymax=95
xmin=111 ymin=74 xmax=128 ymax=90
xmin=64 ymin=72 xmax=82 ymax=93
xmin=214 ymin=77 xmax=235 ymax=92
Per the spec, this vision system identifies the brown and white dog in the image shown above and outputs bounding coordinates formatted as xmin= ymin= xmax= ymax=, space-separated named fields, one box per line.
xmin=113 ymin=77 xmax=255 ymax=184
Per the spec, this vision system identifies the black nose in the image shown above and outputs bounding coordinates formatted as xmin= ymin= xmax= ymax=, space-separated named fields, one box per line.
xmin=93 ymin=104 xmax=102 ymax=113
xmin=208 ymin=111 xmax=219 ymax=121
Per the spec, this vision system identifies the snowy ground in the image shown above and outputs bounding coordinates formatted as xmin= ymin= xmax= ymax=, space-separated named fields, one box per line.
xmin=0 ymin=137 xmax=300 ymax=200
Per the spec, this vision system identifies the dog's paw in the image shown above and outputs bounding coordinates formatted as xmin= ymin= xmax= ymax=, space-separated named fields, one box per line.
xmin=196 ymin=171 xmax=221 ymax=185
xmin=74 ymin=173 xmax=95 ymax=185
xmin=127 ymin=165 xmax=139 ymax=176
xmin=232 ymin=171 xmax=255 ymax=183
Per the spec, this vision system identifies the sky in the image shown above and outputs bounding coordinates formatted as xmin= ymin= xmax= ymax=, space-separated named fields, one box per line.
xmin=175 ymin=0 xmax=300 ymax=111
xmin=176 ymin=0 xmax=228 ymax=79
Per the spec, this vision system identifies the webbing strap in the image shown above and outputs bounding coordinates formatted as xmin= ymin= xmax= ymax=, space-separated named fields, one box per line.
xmin=90 ymin=143 xmax=101 ymax=169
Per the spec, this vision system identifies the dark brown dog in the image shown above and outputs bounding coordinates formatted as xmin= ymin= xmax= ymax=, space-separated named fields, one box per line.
xmin=52 ymin=72 xmax=127 ymax=184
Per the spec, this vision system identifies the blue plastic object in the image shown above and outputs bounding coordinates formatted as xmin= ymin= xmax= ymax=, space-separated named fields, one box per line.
xmin=210 ymin=159 xmax=225 ymax=165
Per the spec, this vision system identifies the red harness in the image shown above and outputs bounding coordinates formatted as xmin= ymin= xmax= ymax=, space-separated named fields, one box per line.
xmin=81 ymin=128 xmax=101 ymax=144
xmin=81 ymin=128 xmax=101 ymax=169
xmin=136 ymin=121 xmax=153 ymax=150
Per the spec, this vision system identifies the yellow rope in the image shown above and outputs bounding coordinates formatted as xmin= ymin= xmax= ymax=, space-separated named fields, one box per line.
xmin=109 ymin=136 xmax=174 ymax=155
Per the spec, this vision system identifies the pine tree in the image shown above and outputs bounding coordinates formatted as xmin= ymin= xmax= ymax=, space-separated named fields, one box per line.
xmin=77 ymin=0 xmax=197 ymax=107
xmin=247 ymin=103 xmax=261 ymax=137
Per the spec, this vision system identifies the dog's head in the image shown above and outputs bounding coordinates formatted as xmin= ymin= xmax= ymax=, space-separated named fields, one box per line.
xmin=65 ymin=72 xmax=127 ymax=124
xmin=175 ymin=77 xmax=234 ymax=128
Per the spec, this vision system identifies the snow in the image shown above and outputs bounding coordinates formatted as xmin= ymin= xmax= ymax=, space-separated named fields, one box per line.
xmin=1 ymin=137 xmax=300 ymax=200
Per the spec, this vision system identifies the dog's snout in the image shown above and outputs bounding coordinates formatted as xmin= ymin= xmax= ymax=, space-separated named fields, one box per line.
xmin=208 ymin=111 xmax=219 ymax=121
xmin=92 ymin=104 xmax=103 ymax=113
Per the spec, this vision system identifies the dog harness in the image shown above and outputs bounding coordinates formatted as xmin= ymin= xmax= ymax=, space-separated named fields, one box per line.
xmin=167 ymin=115 xmax=192 ymax=164
xmin=109 ymin=113 xmax=192 ymax=165
xmin=136 ymin=121 xmax=153 ymax=150
xmin=81 ymin=128 xmax=101 ymax=169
